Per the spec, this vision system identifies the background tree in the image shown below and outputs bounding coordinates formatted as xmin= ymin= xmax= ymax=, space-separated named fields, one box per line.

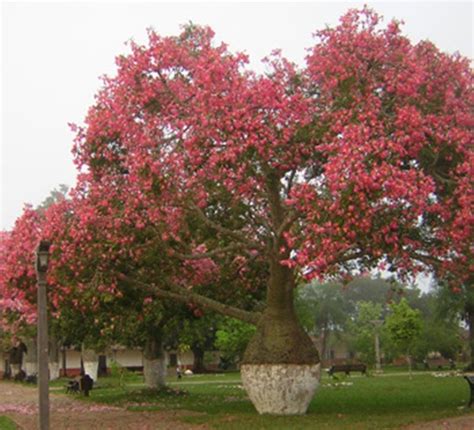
xmin=432 ymin=280 xmax=474 ymax=369
xmin=385 ymin=298 xmax=423 ymax=376
xmin=295 ymin=282 xmax=350 ymax=360
xmin=215 ymin=317 xmax=256 ymax=368
xmin=348 ymin=301 xmax=384 ymax=366
xmin=172 ymin=310 xmax=220 ymax=373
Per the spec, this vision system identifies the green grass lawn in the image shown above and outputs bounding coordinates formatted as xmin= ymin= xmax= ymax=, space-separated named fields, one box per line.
xmin=56 ymin=371 xmax=473 ymax=429
xmin=0 ymin=415 xmax=18 ymax=430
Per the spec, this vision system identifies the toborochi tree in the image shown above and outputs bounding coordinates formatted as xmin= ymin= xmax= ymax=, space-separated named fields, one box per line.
xmin=2 ymin=8 xmax=472 ymax=414
xmin=68 ymin=8 xmax=472 ymax=413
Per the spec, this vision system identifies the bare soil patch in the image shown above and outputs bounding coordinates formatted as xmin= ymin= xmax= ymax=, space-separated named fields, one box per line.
xmin=0 ymin=381 xmax=206 ymax=429
xmin=401 ymin=414 xmax=474 ymax=430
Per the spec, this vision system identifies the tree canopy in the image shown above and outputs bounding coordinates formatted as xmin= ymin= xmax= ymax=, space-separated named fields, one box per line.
xmin=1 ymin=7 xmax=472 ymax=367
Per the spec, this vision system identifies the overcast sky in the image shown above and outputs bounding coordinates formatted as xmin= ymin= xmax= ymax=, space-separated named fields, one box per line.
xmin=1 ymin=1 xmax=473 ymax=232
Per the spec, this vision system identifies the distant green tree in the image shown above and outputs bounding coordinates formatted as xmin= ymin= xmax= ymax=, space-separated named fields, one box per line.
xmin=295 ymin=282 xmax=350 ymax=360
xmin=37 ymin=184 xmax=69 ymax=211
xmin=407 ymin=291 xmax=462 ymax=363
xmin=348 ymin=301 xmax=383 ymax=366
xmin=215 ymin=317 xmax=256 ymax=368
xmin=385 ymin=299 xmax=423 ymax=377
xmin=173 ymin=310 xmax=221 ymax=373
xmin=433 ymin=279 xmax=474 ymax=369
xmin=343 ymin=276 xmax=395 ymax=305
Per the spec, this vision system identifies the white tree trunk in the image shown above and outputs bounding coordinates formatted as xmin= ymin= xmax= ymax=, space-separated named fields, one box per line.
xmin=24 ymin=338 xmax=37 ymax=376
xmin=82 ymin=346 xmax=99 ymax=381
xmin=49 ymin=362 xmax=60 ymax=380
xmin=143 ymin=356 xmax=167 ymax=388
xmin=48 ymin=338 xmax=60 ymax=380
xmin=10 ymin=364 xmax=21 ymax=378
xmin=143 ymin=337 xmax=167 ymax=389
xmin=241 ymin=364 xmax=320 ymax=415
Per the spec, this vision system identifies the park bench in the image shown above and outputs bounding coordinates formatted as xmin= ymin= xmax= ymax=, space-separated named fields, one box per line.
xmin=424 ymin=358 xmax=455 ymax=371
xmin=328 ymin=363 xmax=367 ymax=376
xmin=464 ymin=376 xmax=474 ymax=407
xmin=66 ymin=374 xmax=94 ymax=396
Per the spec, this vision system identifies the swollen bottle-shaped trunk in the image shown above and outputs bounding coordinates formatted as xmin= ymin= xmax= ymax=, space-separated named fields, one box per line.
xmin=241 ymin=260 xmax=320 ymax=415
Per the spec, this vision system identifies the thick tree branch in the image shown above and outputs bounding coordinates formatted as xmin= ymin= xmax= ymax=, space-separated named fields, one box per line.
xmin=276 ymin=211 xmax=301 ymax=238
xmin=410 ymin=252 xmax=444 ymax=270
xmin=189 ymin=203 xmax=264 ymax=251
xmin=172 ymin=243 xmax=252 ymax=260
xmin=119 ymin=274 xmax=262 ymax=325
xmin=284 ymin=169 xmax=297 ymax=197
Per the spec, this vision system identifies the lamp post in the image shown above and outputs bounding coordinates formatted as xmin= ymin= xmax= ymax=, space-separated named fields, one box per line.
xmin=371 ymin=319 xmax=383 ymax=374
xmin=36 ymin=240 xmax=50 ymax=430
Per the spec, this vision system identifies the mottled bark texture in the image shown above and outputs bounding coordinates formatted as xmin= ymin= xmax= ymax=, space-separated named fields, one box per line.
xmin=24 ymin=338 xmax=37 ymax=376
xmin=81 ymin=345 xmax=99 ymax=381
xmin=467 ymin=307 xmax=474 ymax=371
xmin=243 ymin=170 xmax=319 ymax=365
xmin=143 ymin=335 xmax=167 ymax=388
xmin=191 ymin=345 xmax=206 ymax=373
xmin=48 ymin=338 xmax=60 ymax=380
xmin=243 ymin=260 xmax=319 ymax=365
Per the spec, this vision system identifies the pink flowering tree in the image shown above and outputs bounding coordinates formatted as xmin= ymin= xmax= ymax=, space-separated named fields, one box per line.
xmin=73 ymin=6 xmax=471 ymax=359
xmin=0 ymin=208 xmax=43 ymax=332
xmin=3 ymin=8 xmax=470 ymax=413
xmin=48 ymin=181 xmax=265 ymax=384
xmin=0 ymin=182 xmax=263 ymax=385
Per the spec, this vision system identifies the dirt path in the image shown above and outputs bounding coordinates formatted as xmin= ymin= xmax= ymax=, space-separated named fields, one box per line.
xmin=401 ymin=414 xmax=474 ymax=430
xmin=0 ymin=381 xmax=206 ymax=429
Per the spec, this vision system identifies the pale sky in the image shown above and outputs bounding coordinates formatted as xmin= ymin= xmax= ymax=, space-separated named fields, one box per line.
xmin=1 ymin=0 xmax=473 ymax=231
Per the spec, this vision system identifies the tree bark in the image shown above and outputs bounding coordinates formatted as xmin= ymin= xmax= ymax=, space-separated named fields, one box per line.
xmin=48 ymin=337 xmax=60 ymax=380
xmin=24 ymin=338 xmax=37 ymax=377
xmin=191 ymin=344 xmax=206 ymax=374
xmin=61 ymin=345 xmax=67 ymax=377
xmin=120 ymin=274 xmax=261 ymax=325
xmin=407 ymin=353 xmax=413 ymax=379
xmin=81 ymin=345 xmax=99 ymax=381
xmin=466 ymin=308 xmax=474 ymax=371
xmin=320 ymin=327 xmax=328 ymax=364
xmin=243 ymin=259 xmax=319 ymax=364
xmin=143 ymin=335 xmax=167 ymax=389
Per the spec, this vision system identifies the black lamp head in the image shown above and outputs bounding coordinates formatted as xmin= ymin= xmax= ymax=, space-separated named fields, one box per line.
xmin=36 ymin=240 xmax=51 ymax=273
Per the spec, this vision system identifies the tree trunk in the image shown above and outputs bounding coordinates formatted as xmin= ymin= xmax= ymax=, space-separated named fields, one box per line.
xmin=243 ymin=260 xmax=319 ymax=365
xmin=320 ymin=327 xmax=328 ymax=364
xmin=466 ymin=308 xmax=474 ymax=371
xmin=143 ymin=335 xmax=167 ymax=389
xmin=81 ymin=345 xmax=99 ymax=381
xmin=61 ymin=345 xmax=67 ymax=377
xmin=24 ymin=338 xmax=37 ymax=377
xmin=407 ymin=353 xmax=413 ymax=379
xmin=241 ymin=258 xmax=320 ymax=415
xmin=191 ymin=345 xmax=206 ymax=374
xmin=48 ymin=338 xmax=60 ymax=380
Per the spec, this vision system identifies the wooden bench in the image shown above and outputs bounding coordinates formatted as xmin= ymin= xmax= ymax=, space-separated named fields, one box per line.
xmin=425 ymin=359 xmax=455 ymax=371
xmin=328 ymin=363 xmax=367 ymax=376
xmin=464 ymin=376 xmax=474 ymax=407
